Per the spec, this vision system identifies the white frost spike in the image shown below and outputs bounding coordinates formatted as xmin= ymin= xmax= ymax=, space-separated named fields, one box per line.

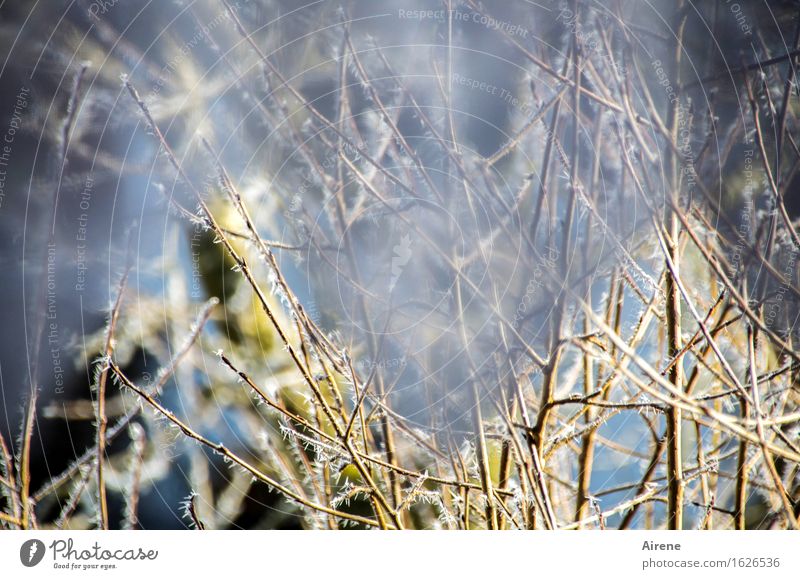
xmin=389 ymin=234 xmax=414 ymax=291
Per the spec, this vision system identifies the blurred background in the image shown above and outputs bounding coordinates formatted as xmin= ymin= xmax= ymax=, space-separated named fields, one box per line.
xmin=0 ymin=0 xmax=799 ymax=529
